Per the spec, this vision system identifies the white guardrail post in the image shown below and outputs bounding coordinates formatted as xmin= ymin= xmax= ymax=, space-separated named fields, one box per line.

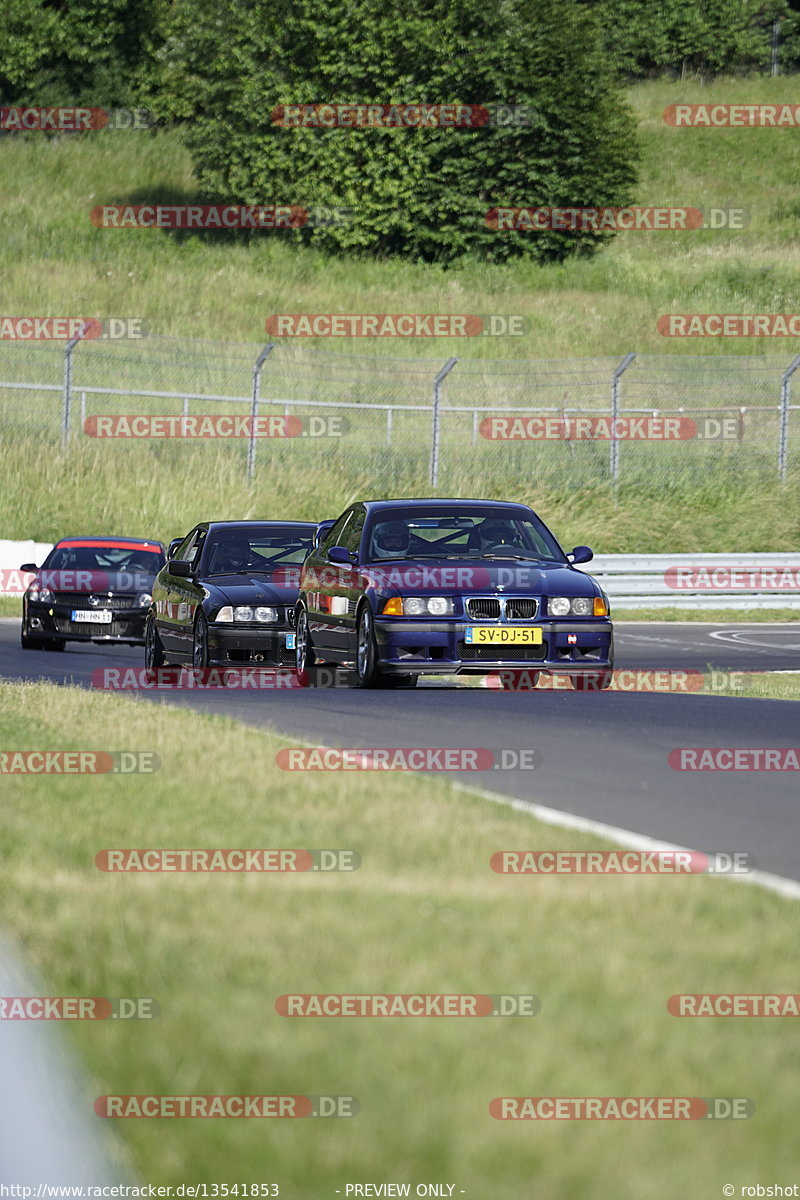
xmin=430 ymin=357 xmax=458 ymax=488
xmin=779 ymin=354 xmax=800 ymax=480
xmin=610 ymin=352 xmax=636 ymax=490
xmin=247 ymin=343 xmax=275 ymax=480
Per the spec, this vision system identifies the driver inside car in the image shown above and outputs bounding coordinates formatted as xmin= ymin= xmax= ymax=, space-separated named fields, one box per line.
xmin=479 ymin=521 xmax=523 ymax=550
xmin=211 ymin=539 xmax=252 ymax=572
xmin=370 ymin=521 xmax=410 ymax=560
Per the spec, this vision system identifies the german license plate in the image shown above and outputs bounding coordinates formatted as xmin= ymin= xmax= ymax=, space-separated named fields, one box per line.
xmin=465 ymin=626 xmax=542 ymax=645
xmin=285 ymin=632 xmax=296 ymax=650
xmin=71 ymin=609 xmax=112 ymax=623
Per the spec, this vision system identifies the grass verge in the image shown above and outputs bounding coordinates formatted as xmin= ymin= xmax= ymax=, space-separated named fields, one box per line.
xmin=1 ymin=680 xmax=799 ymax=1194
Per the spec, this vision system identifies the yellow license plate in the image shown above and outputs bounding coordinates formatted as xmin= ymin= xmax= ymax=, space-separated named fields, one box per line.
xmin=464 ymin=626 xmax=543 ymax=645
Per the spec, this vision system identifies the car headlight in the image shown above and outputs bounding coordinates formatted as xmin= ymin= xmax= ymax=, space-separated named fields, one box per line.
xmin=216 ymin=605 xmax=279 ymax=623
xmin=548 ymin=596 xmax=597 ymax=617
xmin=380 ymin=597 xmax=455 ymax=616
xmin=137 ymin=592 xmax=152 ymax=608
xmin=548 ymin=596 xmax=571 ymax=616
xmin=254 ymin=606 xmax=278 ymax=623
xmin=28 ymin=586 xmax=52 ymax=603
xmin=404 ymin=596 xmax=453 ymax=616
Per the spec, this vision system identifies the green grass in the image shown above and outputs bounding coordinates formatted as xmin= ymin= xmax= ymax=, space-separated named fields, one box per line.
xmin=2 ymin=679 xmax=800 ymax=1194
xmin=615 ymin=608 xmax=800 ymax=622
xmin=2 ymin=78 xmax=800 ymax=546
xmin=1 ymin=79 xmax=800 ymax=355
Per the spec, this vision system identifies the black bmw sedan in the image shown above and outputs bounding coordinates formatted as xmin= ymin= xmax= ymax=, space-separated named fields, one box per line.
xmin=21 ymin=536 xmax=166 ymax=650
xmin=146 ymin=521 xmax=318 ymax=670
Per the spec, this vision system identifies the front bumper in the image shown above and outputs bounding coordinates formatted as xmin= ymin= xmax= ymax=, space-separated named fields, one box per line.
xmin=207 ymin=624 xmax=296 ymax=668
xmin=25 ymin=602 xmax=147 ymax=644
xmin=374 ymin=619 xmax=613 ymax=675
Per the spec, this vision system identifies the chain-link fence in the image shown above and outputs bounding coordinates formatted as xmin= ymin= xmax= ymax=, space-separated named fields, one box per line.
xmin=1 ymin=335 xmax=799 ymax=493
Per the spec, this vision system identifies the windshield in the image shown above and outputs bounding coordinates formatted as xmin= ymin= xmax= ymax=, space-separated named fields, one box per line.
xmin=204 ymin=529 xmax=314 ymax=575
xmin=45 ymin=543 xmax=164 ymax=574
xmin=364 ymin=509 xmax=564 ymax=563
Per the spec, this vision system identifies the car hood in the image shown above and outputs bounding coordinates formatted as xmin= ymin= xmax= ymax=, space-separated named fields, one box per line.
xmin=360 ymin=557 xmax=599 ymax=596
xmin=204 ymin=575 xmax=299 ymax=605
xmin=32 ymin=569 xmax=159 ymax=594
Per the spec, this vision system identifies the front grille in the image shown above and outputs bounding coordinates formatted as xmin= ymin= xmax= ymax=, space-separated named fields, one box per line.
xmin=465 ymin=596 xmax=538 ymax=620
xmin=458 ymin=640 xmax=547 ymax=662
xmin=466 ymin=597 xmax=500 ymax=620
xmin=53 ymin=592 xmax=138 ymax=610
xmin=505 ymin=597 xmax=537 ymax=620
xmin=54 ymin=616 xmax=143 ymax=637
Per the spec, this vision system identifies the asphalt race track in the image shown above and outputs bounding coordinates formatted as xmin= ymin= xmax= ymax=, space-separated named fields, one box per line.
xmin=2 ymin=619 xmax=800 ymax=882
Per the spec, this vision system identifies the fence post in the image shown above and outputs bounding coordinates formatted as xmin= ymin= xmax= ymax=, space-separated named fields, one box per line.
xmin=779 ymin=354 xmax=800 ymax=480
xmin=610 ymin=352 xmax=636 ymax=490
xmin=472 ymin=410 xmax=479 ymax=446
xmin=80 ymin=390 xmax=86 ymax=432
xmin=62 ymin=322 xmax=91 ymax=448
xmin=430 ymin=358 xmax=458 ymax=488
xmin=247 ymin=343 xmax=275 ymax=480
xmin=182 ymin=396 xmax=190 ymax=419
xmin=386 ymin=408 xmax=393 ymax=447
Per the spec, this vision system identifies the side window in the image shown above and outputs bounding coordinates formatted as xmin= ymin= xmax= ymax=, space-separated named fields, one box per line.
xmin=321 ymin=511 xmax=352 ymax=556
xmin=339 ymin=507 xmax=365 ymax=556
xmin=174 ymin=528 xmax=205 ymax=568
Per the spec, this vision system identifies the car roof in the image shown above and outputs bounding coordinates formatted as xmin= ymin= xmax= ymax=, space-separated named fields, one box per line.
xmin=54 ymin=536 xmax=165 ymax=550
xmin=199 ymin=520 xmax=317 ymax=532
xmin=356 ymin=499 xmax=534 ymax=514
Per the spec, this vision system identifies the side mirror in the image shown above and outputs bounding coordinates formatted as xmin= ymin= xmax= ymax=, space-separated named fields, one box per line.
xmin=568 ymin=546 xmax=593 ymax=565
xmin=167 ymin=538 xmax=183 ymax=560
xmin=171 ymin=560 xmax=193 ymax=578
xmin=20 ymin=563 xmax=38 ymax=573
xmin=328 ymin=545 xmax=355 ymax=565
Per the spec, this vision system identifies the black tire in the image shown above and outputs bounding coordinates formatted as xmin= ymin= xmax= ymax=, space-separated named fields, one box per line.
xmin=295 ymin=607 xmax=319 ymax=685
xmin=192 ymin=611 xmax=210 ymax=670
xmin=354 ymin=606 xmax=381 ymax=688
xmin=145 ymin=612 xmax=166 ymax=669
xmin=20 ymin=628 xmax=45 ymax=650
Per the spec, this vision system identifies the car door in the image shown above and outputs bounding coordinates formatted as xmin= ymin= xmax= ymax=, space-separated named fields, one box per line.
xmin=158 ymin=527 xmax=206 ymax=658
xmin=305 ymin=509 xmax=354 ymax=660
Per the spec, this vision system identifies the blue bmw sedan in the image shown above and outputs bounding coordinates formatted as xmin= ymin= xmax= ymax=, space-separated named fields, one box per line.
xmin=294 ymin=499 xmax=613 ymax=689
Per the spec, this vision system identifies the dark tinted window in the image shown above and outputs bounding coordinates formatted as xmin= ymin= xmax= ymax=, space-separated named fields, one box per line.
xmin=339 ymin=507 xmax=365 ymax=555
xmin=363 ymin=508 xmax=564 ymax=562
xmin=320 ymin=511 xmax=352 ymax=556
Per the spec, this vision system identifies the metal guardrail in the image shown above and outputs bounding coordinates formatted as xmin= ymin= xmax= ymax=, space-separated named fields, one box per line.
xmin=587 ymin=553 xmax=800 ymax=609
